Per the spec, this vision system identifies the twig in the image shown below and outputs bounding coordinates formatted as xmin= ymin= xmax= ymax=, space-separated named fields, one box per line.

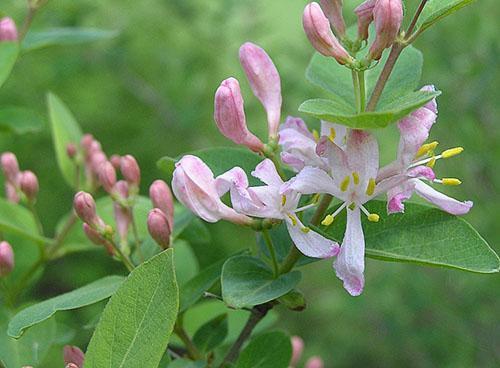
xmin=174 ymin=324 xmax=202 ymax=360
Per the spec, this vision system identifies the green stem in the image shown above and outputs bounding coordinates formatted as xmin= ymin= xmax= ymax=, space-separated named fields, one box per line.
xmin=358 ymin=70 xmax=366 ymax=112
xmin=46 ymin=212 xmax=78 ymax=258
xmin=268 ymin=152 xmax=287 ymax=181
xmin=351 ymin=70 xmax=361 ymax=113
xmin=109 ymin=240 xmax=135 ymax=272
xmin=174 ymin=324 xmax=202 ymax=360
xmin=28 ymin=201 xmax=44 ymax=236
xmin=130 ymin=211 xmax=144 ymax=263
xmin=262 ymin=229 xmax=279 ymax=278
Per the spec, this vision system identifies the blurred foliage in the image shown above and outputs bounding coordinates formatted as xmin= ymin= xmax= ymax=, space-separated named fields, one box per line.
xmin=0 ymin=0 xmax=498 ymax=366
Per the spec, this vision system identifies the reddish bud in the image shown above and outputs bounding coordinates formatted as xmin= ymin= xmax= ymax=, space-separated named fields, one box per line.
xmin=0 ymin=241 xmax=14 ymax=277
xmin=73 ymin=191 xmax=103 ymax=228
xmin=66 ymin=364 xmax=79 ymax=368
xmin=149 ymin=180 xmax=174 ymax=227
xmin=369 ymin=0 xmax=403 ymax=60
xmin=0 ymin=17 xmax=18 ymax=42
xmin=1 ymin=152 xmax=20 ymax=183
xmin=290 ymin=336 xmax=304 ymax=367
xmin=120 ymin=155 xmax=141 ymax=187
xmin=63 ymin=345 xmax=85 ymax=368
xmin=80 ymin=134 xmax=95 ymax=152
xmin=147 ymin=209 xmax=172 ymax=249
xmin=98 ymin=161 xmax=117 ymax=193
xmin=83 ymin=223 xmax=107 ymax=246
xmin=302 ymin=2 xmax=352 ymax=65
xmin=110 ymin=154 xmax=122 ymax=170
xmin=354 ymin=0 xmax=376 ymax=41
xmin=5 ymin=182 xmax=19 ymax=203
xmin=19 ymin=170 xmax=39 ymax=202
xmin=319 ymin=0 xmax=346 ymax=37
xmin=305 ymin=356 xmax=325 ymax=368
xmin=66 ymin=143 xmax=77 ymax=159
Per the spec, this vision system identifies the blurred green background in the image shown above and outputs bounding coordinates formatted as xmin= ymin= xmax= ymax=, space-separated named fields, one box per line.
xmin=1 ymin=0 xmax=499 ymax=366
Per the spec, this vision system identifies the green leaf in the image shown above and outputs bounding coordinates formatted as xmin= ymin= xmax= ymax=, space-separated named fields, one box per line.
xmin=84 ymin=249 xmax=179 ymax=367
xmin=0 ymin=106 xmax=45 ymax=135
xmin=0 ymin=310 xmax=56 ymax=368
xmin=22 ymin=27 xmax=118 ymax=52
xmin=0 ymin=42 xmax=18 ymax=88
xmin=416 ymin=0 xmax=476 ymax=33
xmin=168 ymin=360 xmax=206 ymax=368
xmin=47 ymin=92 xmax=83 ymax=188
xmin=277 ymin=290 xmax=306 ymax=311
xmin=221 ymin=255 xmax=301 ymax=309
xmin=236 ymin=331 xmax=292 ymax=368
xmin=7 ymin=275 xmax=125 ymax=338
xmin=193 ymin=314 xmax=228 ymax=353
xmin=180 ymin=258 xmax=225 ymax=312
xmin=320 ymin=201 xmax=499 ymax=273
xmin=0 ymin=197 xmax=49 ymax=244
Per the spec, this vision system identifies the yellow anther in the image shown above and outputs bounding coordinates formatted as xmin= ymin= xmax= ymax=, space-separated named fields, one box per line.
xmin=321 ymin=214 xmax=334 ymax=226
xmin=426 ymin=156 xmax=436 ymax=168
xmin=301 ymin=227 xmax=311 ymax=234
xmin=281 ymin=195 xmax=287 ymax=206
xmin=416 ymin=141 xmax=439 ymax=157
xmin=328 ymin=127 xmax=336 ymax=143
xmin=312 ymin=129 xmax=320 ymax=142
xmin=352 ymin=172 xmax=360 ymax=185
xmin=287 ymin=214 xmax=297 ymax=226
xmin=442 ymin=178 xmax=462 ymax=186
xmin=368 ymin=213 xmax=380 ymax=223
xmin=365 ymin=178 xmax=376 ymax=196
xmin=348 ymin=203 xmax=356 ymax=211
xmin=340 ymin=176 xmax=350 ymax=192
xmin=311 ymin=193 xmax=320 ymax=204
xmin=441 ymin=147 xmax=464 ymax=159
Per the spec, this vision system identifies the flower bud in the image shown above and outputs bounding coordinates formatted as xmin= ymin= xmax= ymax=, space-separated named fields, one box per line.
xmin=5 ymin=182 xmax=19 ymax=203
xmin=98 ymin=161 xmax=117 ymax=193
xmin=63 ymin=345 xmax=85 ymax=368
xmin=305 ymin=356 xmax=325 ymax=368
xmin=73 ymin=191 xmax=103 ymax=228
xmin=66 ymin=364 xmax=79 ymax=368
xmin=369 ymin=0 xmax=403 ymax=60
xmin=214 ymin=77 xmax=265 ymax=152
xmin=110 ymin=154 xmax=121 ymax=170
xmin=66 ymin=143 xmax=77 ymax=159
xmin=149 ymin=180 xmax=174 ymax=227
xmin=0 ymin=17 xmax=18 ymax=42
xmin=120 ymin=155 xmax=141 ymax=187
xmin=80 ymin=134 xmax=95 ymax=152
xmin=1 ymin=152 xmax=20 ymax=183
xmin=0 ymin=241 xmax=14 ymax=277
xmin=354 ymin=0 xmax=376 ymax=41
xmin=19 ymin=170 xmax=39 ymax=202
xmin=290 ymin=336 xmax=304 ymax=367
xmin=302 ymin=2 xmax=352 ymax=65
xmin=239 ymin=42 xmax=282 ymax=138
xmin=88 ymin=151 xmax=107 ymax=177
xmin=83 ymin=223 xmax=107 ymax=246
xmin=147 ymin=209 xmax=172 ymax=249
xmin=319 ymin=0 xmax=346 ymax=37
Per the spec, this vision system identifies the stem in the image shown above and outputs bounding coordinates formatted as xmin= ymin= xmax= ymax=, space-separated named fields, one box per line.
xmin=174 ymin=324 xmax=202 ymax=360
xmin=19 ymin=6 xmax=37 ymax=40
xmin=10 ymin=255 xmax=45 ymax=303
xmin=130 ymin=211 xmax=144 ymax=262
xmin=406 ymin=0 xmax=429 ymax=36
xmin=109 ymin=239 xmax=134 ymax=272
xmin=28 ymin=202 xmax=44 ymax=236
xmin=219 ymin=304 xmax=273 ymax=367
xmin=310 ymin=194 xmax=333 ymax=226
xmin=351 ymin=70 xmax=361 ymax=113
xmin=358 ymin=70 xmax=366 ymax=112
xmin=262 ymin=229 xmax=279 ymax=277
xmin=46 ymin=212 xmax=78 ymax=258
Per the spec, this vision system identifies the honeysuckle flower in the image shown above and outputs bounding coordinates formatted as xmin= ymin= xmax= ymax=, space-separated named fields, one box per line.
xmin=113 ymin=180 xmax=132 ymax=242
xmin=0 ymin=17 xmax=18 ymax=42
xmin=283 ymin=129 xmax=406 ymax=296
xmin=149 ymin=179 xmax=174 ymax=227
xmin=290 ymin=336 xmax=304 ymax=367
xmin=354 ymin=0 xmax=376 ymax=41
xmin=227 ymin=159 xmax=340 ymax=259
xmin=319 ymin=0 xmax=346 ymax=37
xmin=303 ymin=2 xmax=353 ymax=65
xmin=239 ymin=42 xmax=282 ymax=139
xmin=305 ymin=357 xmax=325 ymax=368
xmin=0 ymin=241 xmax=14 ymax=277
xmin=378 ymin=86 xmax=473 ymax=215
xmin=120 ymin=155 xmax=141 ymax=187
xmin=147 ymin=208 xmax=172 ymax=249
xmin=63 ymin=345 xmax=85 ymax=368
xmin=172 ymin=155 xmax=252 ymax=225
xmin=19 ymin=170 xmax=39 ymax=202
xmin=369 ymin=0 xmax=403 ymax=60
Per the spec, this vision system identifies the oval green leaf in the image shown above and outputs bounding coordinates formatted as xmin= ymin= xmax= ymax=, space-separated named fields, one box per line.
xmin=0 ymin=42 xmax=18 ymax=88
xmin=193 ymin=313 xmax=228 ymax=353
xmin=416 ymin=0 xmax=476 ymax=34
xmin=0 ymin=106 xmax=45 ymax=135
xmin=84 ymin=249 xmax=179 ymax=368
xmin=236 ymin=331 xmax=292 ymax=368
xmin=0 ymin=197 xmax=49 ymax=244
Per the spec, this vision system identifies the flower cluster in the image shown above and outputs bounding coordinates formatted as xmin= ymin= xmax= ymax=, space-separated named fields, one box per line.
xmin=171 ymin=33 xmax=472 ymax=296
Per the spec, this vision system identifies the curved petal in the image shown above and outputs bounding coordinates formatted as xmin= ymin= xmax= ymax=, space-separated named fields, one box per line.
xmin=320 ymin=121 xmax=346 ymax=148
xmin=215 ymin=167 xmax=249 ymax=196
xmin=282 ymin=166 xmax=343 ymax=198
xmin=414 ymin=180 xmax=473 ymax=215
xmin=252 ymin=159 xmax=283 ymax=187
xmin=285 ymin=214 xmax=340 ymax=259
xmin=345 ymin=129 xmax=379 ymax=183
xmin=386 ymin=180 xmax=417 ymax=214
xmin=334 ymin=207 xmax=365 ymax=296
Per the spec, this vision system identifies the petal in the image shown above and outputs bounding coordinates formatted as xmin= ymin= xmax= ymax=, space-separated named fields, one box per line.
xmin=386 ymin=180 xmax=417 ymax=214
xmin=408 ymin=165 xmax=435 ymax=181
xmin=345 ymin=129 xmax=379 ymax=182
xmin=320 ymin=121 xmax=347 ymax=148
xmin=316 ymin=136 xmax=349 ymax=183
xmin=414 ymin=180 xmax=473 ymax=215
xmin=280 ymin=116 xmax=313 ymax=138
xmin=214 ymin=167 xmax=249 ymax=197
xmin=279 ymin=123 xmax=326 ymax=171
xmin=282 ymin=166 xmax=343 ymax=198
xmin=285 ymin=214 xmax=340 ymax=259
xmin=252 ymin=159 xmax=283 ymax=187
xmin=334 ymin=207 xmax=365 ymax=296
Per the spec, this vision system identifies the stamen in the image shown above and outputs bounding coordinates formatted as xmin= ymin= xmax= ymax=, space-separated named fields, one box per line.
xmin=295 ymin=203 xmax=317 ymax=213
xmin=348 ymin=203 xmax=356 ymax=211
xmin=312 ymin=129 xmax=320 ymax=142
xmin=365 ymin=178 xmax=376 ymax=196
xmin=321 ymin=215 xmax=334 ymax=226
xmin=328 ymin=127 xmax=336 ymax=143
xmin=441 ymin=178 xmax=462 ymax=186
xmin=281 ymin=195 xmax=287 ymax=206
xmin=352 ymin=172 xmax=360 ymax=185
xmin=287 ymin=214 xmax=297 ymax=226
xmin=311 ymin=193 xmax=320 ymax=204
xmin=301 ymin=227 xmax=311 ymax=234
xmin=441 ymin=147 xmax=464 ymax=159
xmin=416 ymin=141 xmax=439 ymax=158
xmin=340 ymin=176 xmax=350 ymax=192
xmin=426 ymin=156 xmax=436 ymax=168
xmin=368 ymin=213 xmax=380 ymax=222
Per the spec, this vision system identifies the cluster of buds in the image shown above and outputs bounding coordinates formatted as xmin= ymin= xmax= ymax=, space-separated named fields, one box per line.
xmin=63 ymin=345 xmax=85 ymax=368
xmin=147 ymin=180 xmax=174 ymax=249
xmin=290 ymin=336 xmax=325 ymax=368
xmin=1 ymin=152 xmax=39 ymax=204
xmin=0 ymin=17 xmax=18 ymax=42
xmin=0 ymin=241 xmax=14 ymax=277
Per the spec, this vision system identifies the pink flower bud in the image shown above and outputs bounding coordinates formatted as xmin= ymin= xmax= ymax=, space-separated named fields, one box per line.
xmin=305 ymin=356 xmax=325 ymax=368
xmin=73 ymin=191 xmax=103 ymax=228
xmin=239 ymin=42 xmax=282 ymax=138
xmin=98 ymin=161 xmax=117 ymax=193
xmin=120 ymin=155 xmax=141 ymax=187
xmin=19 ymin=170 xmax=39 ymax=202
xmin=66 ymin=143 xmax=77 ymax=159
xmin=66 ymin=364 xmax=79 ymax=368
xmin=0 ymin=17 xmax=18 ymax=42
xmin=147 ymin=209 xmax=171 ymax=249
xmin=1 ymin=152 xmax=20 ymax=183
xmin=110 ymin=154 xmax=121 ymax=170
xmin=320 ymin=0 xmax=346 ymax=36
xmin=83 ymin=223 xmax=107 ymax=246
xmin=114 ymin=180 xmax=129 ymax=198
xmin=89 ymin=151 xmax=107 ymax=176
xmin=149 ymin=180 xmax=174 ymax=227
xmin=5 ymin=182 xmax=19 ymax=203
xmin=63 ymin=345 xmax=85 ymax=368
xmin=369 ymin=0 xmax=403 ymax=60
xmin=80 ymin=134 xmax=95 ymax=152
xmin=354 ymin=0 xmax=376 ymax=41
xmin=0 ymin=241 xmax=14 ymax=276
xmin=214 ymin=78 xmax=264 ymax=152
xmin=303 ymin=2 xmax=352 ymax=65
xmin=290 ymin=336 xmax=304 ymax=367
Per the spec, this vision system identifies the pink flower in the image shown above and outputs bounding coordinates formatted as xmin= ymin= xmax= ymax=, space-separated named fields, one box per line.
xmin=147 ymin=208 xmax=172 ymax=249
xmin=369 ymin=0 xmax=404 ymax=60
xmin=290 ymin=336 xmax=304 ymax=367
xmin=319 ymin=0 xmax=346 ymax=37
xmin=0 ymin=17 xmax=18 ymax=42
xmin=306 ymin=356 xmax=325 ymax=368
xmin=19 ymin=170 xmax=39 ymax=202
xmin=0 ymin=241 xmax=14 ymax=277
xmin=149 ymin=180 xmax=174 ymax=227
xmin=63 ymin=345 xmax=84 ymax=368
xmin=354 ymin=0 xmax=376 ymax=41
xmin=120 ymin=155 xmax=141 ymax=187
